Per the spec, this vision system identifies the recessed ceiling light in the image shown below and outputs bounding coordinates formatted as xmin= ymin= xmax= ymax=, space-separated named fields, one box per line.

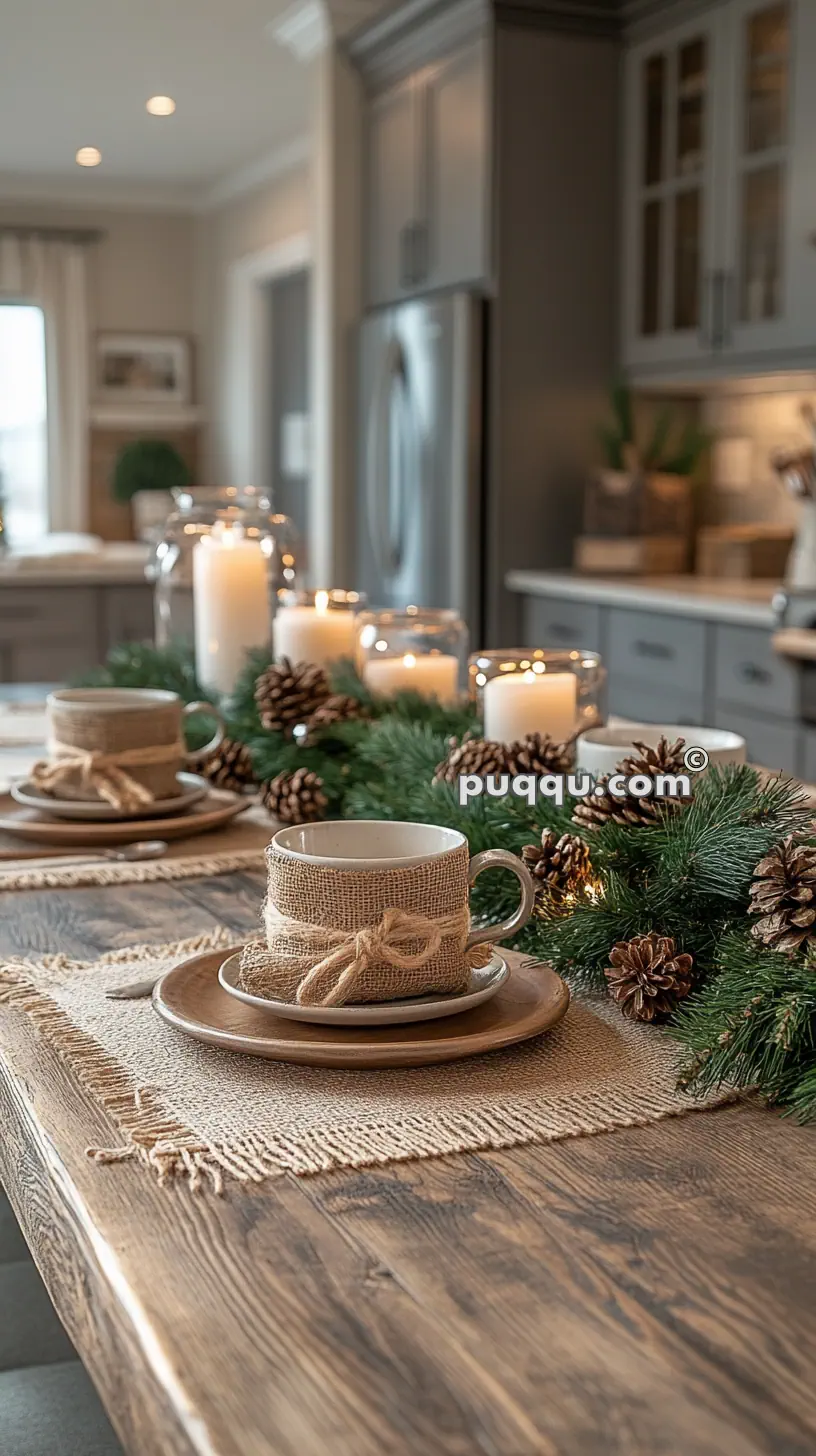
xmin=146 ymin=95 xmax=176 ymax=116
xmin=76 ymin=146 xmax=101 ymax=167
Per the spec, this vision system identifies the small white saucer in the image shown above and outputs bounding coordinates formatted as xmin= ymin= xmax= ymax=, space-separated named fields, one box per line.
xmin=11 ymin=771 xmax=210 ymax=822
xmin=217 ymin=950 xmax=510 ymax=1026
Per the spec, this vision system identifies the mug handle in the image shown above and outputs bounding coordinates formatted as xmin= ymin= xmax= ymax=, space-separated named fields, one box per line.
xmin=466 ymin=849 xmax=537 ymax=950
xmin=182 ymin=700 xmax=226 ymax=764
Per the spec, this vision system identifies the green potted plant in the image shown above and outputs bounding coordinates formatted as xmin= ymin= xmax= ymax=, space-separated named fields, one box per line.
xmin=112 ymin=439 xmax=192 ymax=541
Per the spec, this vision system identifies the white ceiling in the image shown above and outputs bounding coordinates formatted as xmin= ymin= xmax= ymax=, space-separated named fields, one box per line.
xmin=0 ymin=0 xmax=312 ymax=204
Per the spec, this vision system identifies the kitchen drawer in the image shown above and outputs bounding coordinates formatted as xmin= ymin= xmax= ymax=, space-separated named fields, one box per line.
xmin=712 ymin=624 xmax=798 ymax=720
xmin=102 ymin=586 xmax=154 ymax=649
xmin=802 ymin=730 xmax=816 ymax=785
xmin=712 ymin=706 xmax=800 ymax=777
xmin=0 ymin=588 xmax=97 ymax=644
xmin=521 ymin=597 xmax=603 ymax=652
xmin=607 ymin=675 xmax=706 ymax=726
xmin=607 ymin=609 xmax=707 ymax=696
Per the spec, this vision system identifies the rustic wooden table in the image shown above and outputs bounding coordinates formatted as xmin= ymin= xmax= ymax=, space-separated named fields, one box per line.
xmin=1 ymin=870 xmax=815 ymax=1456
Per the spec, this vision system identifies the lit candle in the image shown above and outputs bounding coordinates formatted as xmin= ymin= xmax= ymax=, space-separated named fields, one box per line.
xmin=193 ymin=525 xmax=270 ymax=694
xmin=483 ymin=669 xmax=577 ymax=743
xmin=272 ymin=591 xmax=356 ymax=669
xmin=364 ymin=652 xmax=460 ymax=705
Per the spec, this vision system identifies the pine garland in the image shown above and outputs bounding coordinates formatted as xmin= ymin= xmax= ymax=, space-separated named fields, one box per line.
xmin=80 ymin=640 xmax=816 ymax=1120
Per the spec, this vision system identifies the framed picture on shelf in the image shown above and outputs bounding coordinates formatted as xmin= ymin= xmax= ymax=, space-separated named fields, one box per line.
xmin=94 ymin=333 xmax=192 ymax=406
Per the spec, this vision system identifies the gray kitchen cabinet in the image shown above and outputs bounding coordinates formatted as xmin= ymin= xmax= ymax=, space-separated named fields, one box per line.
xmin=520 ymin=596 xmax=603 ymax=653
xmin=713 ymin=703 xmax=800 ymax=774
xmin=367 ymin=78 xmax=421 ymax=305
xmin=607 ymin=607 xmax=708 ymax=698
xmin=712 ymin=621 xmax=799 ymax=718
xmin=623 ymin=0 xmax=816 ymax=375
xmin=102 ymin=585 xmax=156 ymax=652
xmin=364 ymin=36 xmax=489 ymax=305
xmin=608 ymin=675 xmax=707 ymax=725
xmin=0 ymin=582 xmax=153 ymax=684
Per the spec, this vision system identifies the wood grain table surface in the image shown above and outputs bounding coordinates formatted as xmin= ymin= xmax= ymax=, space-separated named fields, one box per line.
xmin=1 ymin=870 xmax=815 ymax=1456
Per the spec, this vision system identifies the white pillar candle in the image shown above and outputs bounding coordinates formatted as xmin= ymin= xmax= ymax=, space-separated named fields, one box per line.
xmin=272 ymin=591 xmax=357 ymax=669
xmin=364 ymin=652 xmax=460 ymax=705
xmin=483 ymin=670 xmax=577 ymax=744
xmin=193 ymin=526 xmax=270 ymax=695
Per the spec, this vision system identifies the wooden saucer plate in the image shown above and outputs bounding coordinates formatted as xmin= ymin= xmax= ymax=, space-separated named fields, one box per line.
xmin=0 ymin=788 xmax=251 ymax=847
xmin=217 ymin=949 xmax=510 ymax=1025
xmin=152 ymin=946 xmax=570 ymax=1068
xmin=11 ymin=771 xmax=210 ymax=822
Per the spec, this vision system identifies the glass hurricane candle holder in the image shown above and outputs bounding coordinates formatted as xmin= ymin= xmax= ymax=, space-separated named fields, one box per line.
xmin=152 ymin=487 xmax=298 ymax=649
xmin=468 ymin=648 xmax=605 ymax=744
xmin=356 ymin=608 xmax=468 ymax=706
xmin=273 ymin=589 xmax=366 ymax=670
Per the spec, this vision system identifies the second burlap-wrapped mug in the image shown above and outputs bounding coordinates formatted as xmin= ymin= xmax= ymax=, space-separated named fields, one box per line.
xmin=239 ymin=821 xmax=536 ymax=1008
xmin=31 ymin=688 xmax=225 ymax=812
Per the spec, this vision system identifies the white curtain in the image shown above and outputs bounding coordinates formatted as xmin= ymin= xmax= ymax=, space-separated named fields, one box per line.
xmin=0 ymin=232 xmax=89 ymax=532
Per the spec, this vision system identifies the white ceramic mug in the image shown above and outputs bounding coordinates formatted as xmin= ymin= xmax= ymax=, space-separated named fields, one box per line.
xmin=575 ymin=723 xmax=747 ymax=781
xmin=272 ymin=820 xmax=537 ymax=953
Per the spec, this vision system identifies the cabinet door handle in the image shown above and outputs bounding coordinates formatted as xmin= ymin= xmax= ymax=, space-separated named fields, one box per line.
xmin=700 ymin=270 xmax=715 ymax=349
xmin=398 ymin=226 xmax=414 ymax=289
xmin=632 ymin=638 xmax=674 ymax=661
xmin=711 ymin=270 xmax=729 ymax=351
xmin=739 ymin=661 xmax=772 ymax=685
xmin=412 ymin=221 xmax=428 ymax=284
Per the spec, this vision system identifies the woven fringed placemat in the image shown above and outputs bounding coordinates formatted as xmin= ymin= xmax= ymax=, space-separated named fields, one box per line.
xmin=0 ymin=928 xmax=736 ymax=1193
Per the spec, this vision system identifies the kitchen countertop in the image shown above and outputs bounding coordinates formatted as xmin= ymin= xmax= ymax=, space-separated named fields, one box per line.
xmin=506 ymin=569 xmax=782 ymax=628
xmin=0 ymin=549 xmax=150 ymax=587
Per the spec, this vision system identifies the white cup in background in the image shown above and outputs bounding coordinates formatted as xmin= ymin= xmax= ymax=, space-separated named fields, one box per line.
xmin=575 ymin=724 xmax=747 ymax=781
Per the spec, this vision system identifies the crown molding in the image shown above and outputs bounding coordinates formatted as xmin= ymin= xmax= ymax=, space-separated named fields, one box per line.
xmin=0 ymin=172 xmax=201 ymax=214
xmin=197 ymin=135 xmax=312 ymax=212
xmin=269 ymin=0 xmax=384 ymax=61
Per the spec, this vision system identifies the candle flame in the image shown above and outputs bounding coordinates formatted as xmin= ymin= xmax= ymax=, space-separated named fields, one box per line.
xmin=403 ymin=653 xmax=417 ymax=668
xmin=315 ymin=590 xmax=329 ymax=614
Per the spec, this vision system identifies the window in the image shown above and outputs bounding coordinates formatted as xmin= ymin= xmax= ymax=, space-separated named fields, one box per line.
xmin=0 ymin=304 xmax=48 ymax=546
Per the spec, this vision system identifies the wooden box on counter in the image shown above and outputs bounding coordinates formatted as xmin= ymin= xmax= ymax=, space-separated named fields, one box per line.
xmin=696 ymin=525 xmax=793 ymax=581
xmin=574 ymin=535 xmax=689 ymax=575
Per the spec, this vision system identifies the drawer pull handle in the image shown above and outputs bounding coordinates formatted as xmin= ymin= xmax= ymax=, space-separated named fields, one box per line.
xmin=633 ymin=639 xmax=674 ymax=661
xmin=738 ymin=662 xmax=772 ymax=686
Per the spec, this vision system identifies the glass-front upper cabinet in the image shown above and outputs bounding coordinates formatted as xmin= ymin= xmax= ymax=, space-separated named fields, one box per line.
xmin=622 ymin=11 xmax=727 ymax=369
xmin=722 ymin=0 xmax=816 ymax=358
xmin=623 ymin=0 xmax=816 ymax=374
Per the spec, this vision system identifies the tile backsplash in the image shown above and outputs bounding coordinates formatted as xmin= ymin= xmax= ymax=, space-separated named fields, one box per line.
xmin=699 ymin=378 xmax=816 ymax=528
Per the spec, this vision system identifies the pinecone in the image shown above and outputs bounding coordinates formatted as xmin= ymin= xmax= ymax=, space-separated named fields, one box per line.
xmin=604 ymin=932 xmax=695 ymax=1023
xmin=433 ymin=734 xmax=512 ymax=785
xmin=521 ymin=829 xmax=591 ymax=905
xmin=201 ymin=736 xmax=256 ymax=793
xmin=572 ymin=777 xmax=660 ymax=830
xmin=749 ymin=836 xmax=816 ymax=954
xmin=261 ymin=767 xmax=328 ymax=825
xmin=255 ymin=658 xmax=330 ymax=736
xmin=303 ymin=693 xmax=368 ymax=739
xmin=619 ymin=735 xmax=687 ymax=777
xmin=433 ymin=731 xmax=573 ymax=785
xmin=508 ymin=732 xmax=574 ymax=776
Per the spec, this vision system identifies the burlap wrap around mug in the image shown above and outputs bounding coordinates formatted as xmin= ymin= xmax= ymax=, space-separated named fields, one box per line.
xmin=31 ymin=689 xmax=225 ymax=813
xmin=239 ymin=821 xmax=537 ymax=1009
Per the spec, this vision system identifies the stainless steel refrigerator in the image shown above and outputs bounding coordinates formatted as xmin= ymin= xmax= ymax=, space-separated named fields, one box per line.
xmin=356 ymin=292 xmax=484 ymax=638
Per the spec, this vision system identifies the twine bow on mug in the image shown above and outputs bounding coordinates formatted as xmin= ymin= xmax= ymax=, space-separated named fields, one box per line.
xmin=31 ymin=740 xmax=187 ymax=814
xmin=263 ymin=901 xmax=490 ymax=1007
